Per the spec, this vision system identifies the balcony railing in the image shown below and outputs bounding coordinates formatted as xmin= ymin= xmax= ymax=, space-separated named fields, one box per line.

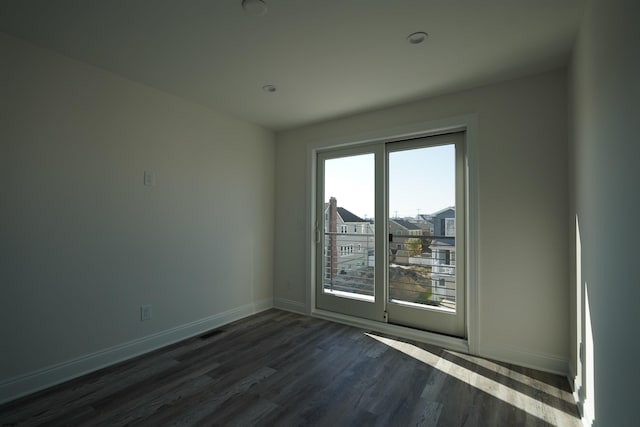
xmin=321 ymin=252 xmax=456 ymax=309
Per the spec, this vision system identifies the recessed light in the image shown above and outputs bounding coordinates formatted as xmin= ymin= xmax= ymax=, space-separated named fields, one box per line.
xmin=241 ymin=0 xmax=268 ymax=16
xmin=262 ymin=84 xmax=277 ymax=93
xmin=407 ymin=31 xmax=428 ymax=44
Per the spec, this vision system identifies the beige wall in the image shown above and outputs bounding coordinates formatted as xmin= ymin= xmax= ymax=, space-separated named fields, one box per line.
xmin=275 ymin=69 xmax=570 ymax=373
xmin=0 ymin=33 xmax=275 ymax=402
xmin=570 ymin=0 xmax=639 ymax=425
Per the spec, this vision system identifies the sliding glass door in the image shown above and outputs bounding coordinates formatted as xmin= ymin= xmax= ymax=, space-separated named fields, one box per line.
xmin=316 ymin=132 xmax=466 ymax=337
xmin=386 ymin=135 xmax=465 ymax=336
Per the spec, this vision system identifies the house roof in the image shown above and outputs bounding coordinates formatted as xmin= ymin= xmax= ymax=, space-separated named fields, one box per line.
xmin=429 ymin=206 xmax=455 ymax=216
xmin=413 ymin=222 xmax=433 ymax=231
xmin=391 ymin=219 xmax=422 ymax=230
xmin=337 ymin=207 xmax=366 ymax=223
xmin=431 ymin=238 xmax=455 ymax=247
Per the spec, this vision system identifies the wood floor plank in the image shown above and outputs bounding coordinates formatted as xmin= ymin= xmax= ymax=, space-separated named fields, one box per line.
xmin=409 ymin=399 xmax=444 ymax=427
xmin=0 ymin=309 xmax=581 ymax=427
xmin=205 ymin=395 xmax=280 ymax=427
xmin=1 ymin=355 xmax=180 ymax=425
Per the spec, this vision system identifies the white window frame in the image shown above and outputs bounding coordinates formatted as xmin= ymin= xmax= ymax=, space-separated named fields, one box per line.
xmin=445 ymin=217 xmax=455 ymax=237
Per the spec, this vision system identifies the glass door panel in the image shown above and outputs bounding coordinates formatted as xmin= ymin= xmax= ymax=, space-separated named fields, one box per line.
xmin=388 ymin=144 xmax=456 ymax=311
xmin=386 ymin=133 xmax=466 ymax=337
xmin=316 ymin=145 xmax=385 ymax=322
xmin=322 ymin=153 xmax=375 ymax=301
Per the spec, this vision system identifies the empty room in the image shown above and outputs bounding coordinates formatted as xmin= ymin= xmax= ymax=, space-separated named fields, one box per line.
xmin=0 ymin=1 xmax=637 ymax=426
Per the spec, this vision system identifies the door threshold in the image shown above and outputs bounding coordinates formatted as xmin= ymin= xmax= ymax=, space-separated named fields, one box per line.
xmin=312 ymin=308 xmax=469 ymax=354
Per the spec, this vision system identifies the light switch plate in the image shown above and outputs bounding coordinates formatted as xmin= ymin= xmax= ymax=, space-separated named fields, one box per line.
xmin=144 ymin=171 xmax=155 ymax=187
xmin=141 ymin=304 xmax=152 ymax=321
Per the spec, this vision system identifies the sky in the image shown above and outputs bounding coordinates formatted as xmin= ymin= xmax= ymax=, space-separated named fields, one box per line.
xmin=324 ymin=144 xmax=455 ymax=219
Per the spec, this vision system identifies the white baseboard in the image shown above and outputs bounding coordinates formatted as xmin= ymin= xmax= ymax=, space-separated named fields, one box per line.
xmin=273 ymin=297 xmax=306 ymax=314
xmin=0 ymin=298 xmax=273 ymax=405
xmin=477 ymin=343 xmax=570 ymax=376
xmin=310 ymin=311 xmax=568 ymax=376
xmin=312 ymin=308 xmax=470 ymax=354
xmin=568 ymin=363 xmax=592 ymax=427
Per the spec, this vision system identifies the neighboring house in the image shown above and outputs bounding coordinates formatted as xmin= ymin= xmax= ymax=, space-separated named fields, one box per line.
xmin=430 ymin=207 xmax=456 ymax=301
xmin=389 ymin=218 xmax=428 ymax=264
xmin=323 ymin=201 xmax=457 ymax=304
xmin=389 ymin=218 xmax=424 ymax=237
xmin=324 ymin=198 xmax=374 ymax=279
xmin=431 ymin=207 xmax=456 ymax=241
xmin=415 ymin=214 xmax=435 ymax=235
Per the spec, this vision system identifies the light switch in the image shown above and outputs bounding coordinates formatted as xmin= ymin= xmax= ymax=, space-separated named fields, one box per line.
xmin=144 ymin=171 xmax=155 ymax=187
xmin=140 ymin=304 xmax=152 ymax=321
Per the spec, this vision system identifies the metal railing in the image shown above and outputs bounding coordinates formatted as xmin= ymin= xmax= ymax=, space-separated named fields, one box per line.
xmin=321 ymin=250 xmax=456 ymax=307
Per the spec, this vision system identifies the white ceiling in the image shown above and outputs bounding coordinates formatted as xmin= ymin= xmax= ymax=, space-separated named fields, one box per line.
xmin=0 ymin=0 xmax=585 ymax=131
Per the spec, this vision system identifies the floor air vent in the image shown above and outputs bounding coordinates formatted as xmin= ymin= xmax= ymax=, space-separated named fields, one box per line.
xmin=199 ymin=330 xmax=224 ymax=340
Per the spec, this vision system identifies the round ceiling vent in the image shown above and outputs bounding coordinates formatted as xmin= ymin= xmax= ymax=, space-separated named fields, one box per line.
xmin=407 ymin=31 xmax=429 ymax=44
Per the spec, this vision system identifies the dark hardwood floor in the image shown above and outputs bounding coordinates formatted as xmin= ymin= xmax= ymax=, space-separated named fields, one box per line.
xmin=0 ymin=309 xmax=581 ymax=426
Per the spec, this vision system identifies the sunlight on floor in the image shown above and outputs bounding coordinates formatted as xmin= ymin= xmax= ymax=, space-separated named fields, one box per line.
xmin=446 ymin=350 xmax=567 ymax=398
xmin=365 ymin=333 xmax=579 ymax=426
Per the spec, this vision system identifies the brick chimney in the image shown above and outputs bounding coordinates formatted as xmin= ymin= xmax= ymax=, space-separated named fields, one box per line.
xmin=329 ymin=197 xmax=338 ymax=282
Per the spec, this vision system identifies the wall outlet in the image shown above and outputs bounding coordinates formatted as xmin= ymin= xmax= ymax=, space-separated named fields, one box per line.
xmin=141 ymin=304 xmax=152 ymax=321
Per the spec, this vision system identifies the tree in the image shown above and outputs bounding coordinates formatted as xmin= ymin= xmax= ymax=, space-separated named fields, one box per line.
xmin=404 ymin=238 xmax=423 ymax=257
xmin=421 ymin=237 xmax=432 ymax=254
xmin=415 ymin=288 xmax=433 ymax=305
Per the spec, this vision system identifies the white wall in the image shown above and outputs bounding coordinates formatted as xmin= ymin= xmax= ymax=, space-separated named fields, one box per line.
xmin=570 ymin=0 xmax=639 ymax=425
xmin=275 ymin=70 xmax=570 ymax=373
xmin=0 ymin=33 xmax=275 ymax=402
